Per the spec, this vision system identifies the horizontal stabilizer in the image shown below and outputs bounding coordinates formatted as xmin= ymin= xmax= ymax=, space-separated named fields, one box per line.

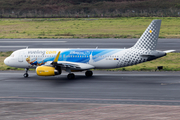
xmin=164 ymin=50 xmax=176 ymax=53
xmin=141 ymin=50 xmax=167 ymax=58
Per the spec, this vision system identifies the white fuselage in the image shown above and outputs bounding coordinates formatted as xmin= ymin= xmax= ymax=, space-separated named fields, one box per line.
xmin=4 ymin=48 xmax=166 ymax=70
xmin=4 ymin=48 xmax=126 ymax=69
xmin=4 ymin=47 xmax=167 ymax=70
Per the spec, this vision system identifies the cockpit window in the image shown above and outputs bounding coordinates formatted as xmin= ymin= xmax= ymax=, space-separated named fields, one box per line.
xmin=10 ymin=54 xmax=14 ymax=57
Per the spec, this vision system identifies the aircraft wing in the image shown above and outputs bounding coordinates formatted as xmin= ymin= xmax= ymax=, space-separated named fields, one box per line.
xmin=57 ymin=61 xmax=95 ymax=70
xmin=44 ymin=51 xmax=94 ymax=71
xmin=44 ymin=61 xmax=95 ymax=70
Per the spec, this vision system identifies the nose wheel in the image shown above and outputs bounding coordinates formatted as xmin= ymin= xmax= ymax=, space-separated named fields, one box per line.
xmin=23 ymin=73 xmax=29 ymax=78
xmin=24 ymin=68 xmax=29 ymax=78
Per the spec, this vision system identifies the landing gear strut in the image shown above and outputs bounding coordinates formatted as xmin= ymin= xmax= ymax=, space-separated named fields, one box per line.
xmin=67 ymin=73 xmax=75 ymax=80
xmin=85 ymin=71 xmax=93 ymax=77
xmin=24 ymin=68 xmax=29 ymax=78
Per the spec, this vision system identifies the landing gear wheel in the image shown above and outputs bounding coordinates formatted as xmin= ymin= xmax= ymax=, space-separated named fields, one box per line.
xmin=67 ymin=73 xmax=75 ymax=80
xmin=85 ymin=71 xmax=93 ymax=77
xmin=24 ymin=68 xmax=29 ymax=78
xmin=23 ymin=73 xmax=29 ymax=78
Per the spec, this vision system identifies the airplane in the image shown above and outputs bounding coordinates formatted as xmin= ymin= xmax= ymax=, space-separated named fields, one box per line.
xmin=4 ymin=20 xmax=175 ymax=79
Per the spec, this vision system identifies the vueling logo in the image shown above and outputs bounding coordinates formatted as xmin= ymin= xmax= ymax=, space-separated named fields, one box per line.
xmin=46 ymin=51 xmax=57 ymax=54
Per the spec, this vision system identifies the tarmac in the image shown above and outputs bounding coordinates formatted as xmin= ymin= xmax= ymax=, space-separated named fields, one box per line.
xmin=0 ymin=70 xmax=180 ymax=120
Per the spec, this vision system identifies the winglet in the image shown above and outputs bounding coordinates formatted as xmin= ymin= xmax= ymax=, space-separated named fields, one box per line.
xmin=53 ymin=51 xmax=60 ymax=63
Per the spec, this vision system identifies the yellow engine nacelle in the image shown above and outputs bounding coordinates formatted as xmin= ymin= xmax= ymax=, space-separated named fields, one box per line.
xmin=36 ymin=66 xmax=59 ymax=76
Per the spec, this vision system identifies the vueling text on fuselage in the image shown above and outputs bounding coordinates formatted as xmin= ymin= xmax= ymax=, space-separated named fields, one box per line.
xmin=28 ymin=50 xmax=57 ymax=56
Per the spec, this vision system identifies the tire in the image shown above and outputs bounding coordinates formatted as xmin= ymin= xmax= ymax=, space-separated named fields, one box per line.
xmin=85 ymin=71 xmax=93 ymax=77
xmin=67 ymin=73 xmax=75 ymax=80
xmin=23 ymin=73 xmax=29 ymax=78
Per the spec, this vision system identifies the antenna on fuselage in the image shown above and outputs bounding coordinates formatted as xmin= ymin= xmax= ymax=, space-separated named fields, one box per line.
xmin=96 ymin=46 xmax=98 ymax=49
xmin=26 ymin=46 xmax=29 ymax=49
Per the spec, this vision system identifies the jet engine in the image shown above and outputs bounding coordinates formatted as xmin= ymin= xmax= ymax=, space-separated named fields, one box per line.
xmin=36 ymin=66 xmax=61 ymax=76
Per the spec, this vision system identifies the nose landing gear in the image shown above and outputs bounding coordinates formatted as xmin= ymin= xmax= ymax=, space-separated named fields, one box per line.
xmin=24 ymin=68 xmax=29 ymax=78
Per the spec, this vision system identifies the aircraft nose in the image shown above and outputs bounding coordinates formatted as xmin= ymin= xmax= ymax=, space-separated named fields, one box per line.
xmin=4 ymin=57 xmax=10 ymax=66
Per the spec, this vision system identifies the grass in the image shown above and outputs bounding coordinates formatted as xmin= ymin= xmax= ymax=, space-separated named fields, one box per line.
xmin=1 ymin=52 xmax=180 ymax=71
xmin=0 ymin=17 xmax=180 ymax=39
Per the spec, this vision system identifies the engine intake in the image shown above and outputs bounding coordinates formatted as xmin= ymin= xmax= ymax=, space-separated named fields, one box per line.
xmin=36 ymin=66 xmax=60 ymax=76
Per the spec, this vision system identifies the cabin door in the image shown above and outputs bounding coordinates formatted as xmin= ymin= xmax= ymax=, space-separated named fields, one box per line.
xmin=18 ymin=51 xmax=24 ymax=62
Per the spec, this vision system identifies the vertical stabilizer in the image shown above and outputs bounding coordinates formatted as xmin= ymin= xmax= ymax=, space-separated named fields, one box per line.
xmin=132 ymin=20 xmax=161 ymax=50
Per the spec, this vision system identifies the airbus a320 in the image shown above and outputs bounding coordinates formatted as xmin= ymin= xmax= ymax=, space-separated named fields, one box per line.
xmin=4 ymin=20 xmax=175 ymax=79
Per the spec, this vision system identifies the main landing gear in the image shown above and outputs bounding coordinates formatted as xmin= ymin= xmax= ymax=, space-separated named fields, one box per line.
xmin=67 ymin=73 xmax=75 ymax=80
xmin=23 ymin=68 xmax=29 ymax=78
xmin=67 ymin=70 xmax=93 ymax=80
xmin=85 ymin=71 xmax=93 ymax=77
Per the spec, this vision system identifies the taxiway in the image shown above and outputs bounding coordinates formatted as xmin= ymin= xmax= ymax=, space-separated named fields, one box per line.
xmin=0 ymin=71 xmax=180 ymax=119
xmin=0 ymin=38 xmax=179 ymax=52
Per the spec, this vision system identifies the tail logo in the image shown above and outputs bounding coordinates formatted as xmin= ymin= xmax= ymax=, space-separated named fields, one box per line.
xmin=149 ymin=30 xmax=152 ymax=33
xmin=132 ymin=20 xmax=161 ymax=50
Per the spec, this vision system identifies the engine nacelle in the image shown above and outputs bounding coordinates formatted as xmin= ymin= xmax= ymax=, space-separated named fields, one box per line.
xmin=36 ymin=66 xmax=60 ymax=76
